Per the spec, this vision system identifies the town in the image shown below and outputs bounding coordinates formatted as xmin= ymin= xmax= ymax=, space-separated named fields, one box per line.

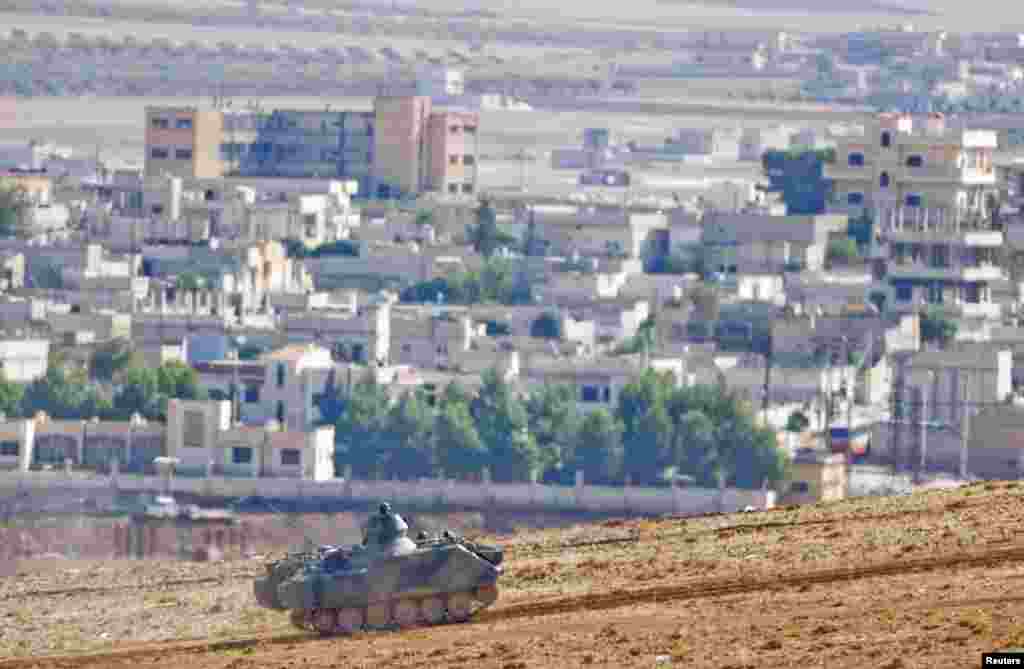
xmin=2 ymin=4 xmax=1024 ymax=667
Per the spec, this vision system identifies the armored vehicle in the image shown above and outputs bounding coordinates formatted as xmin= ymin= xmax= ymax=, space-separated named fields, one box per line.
xmin=253 ymin=504 xmax=504 ymax=635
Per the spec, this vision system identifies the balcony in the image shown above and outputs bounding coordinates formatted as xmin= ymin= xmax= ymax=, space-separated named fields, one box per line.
xmin=883 ymin=228 xmax=1003 ymax=247
xmin=960 ymin=302 xmax=1002 ymax=319
xmin=886 ymin=262 xmax=1004 ymax=282
xmin=960 ymin=264 xmax=1004 ymax=282
xmin=898 ymin=165 xmax=997 ymax=185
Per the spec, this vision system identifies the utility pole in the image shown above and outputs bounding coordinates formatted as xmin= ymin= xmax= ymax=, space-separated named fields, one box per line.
xmin=915 ymin=375 xmax=932 ymax=484
xmin=960 ymin=375 xmax=970 ymax=480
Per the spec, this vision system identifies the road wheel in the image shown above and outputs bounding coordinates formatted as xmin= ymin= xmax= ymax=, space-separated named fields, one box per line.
xmin=392 ymin=598 xmax=420 ymax=627
xmin=446 ymin=592 xmax=473 ymax=622
xmin=421 ymin=596 xmax=446 ymax=625
xmin=313 ymin=608 xmax=337 ymax=636
xmin=475 ymin=584 xmax=499 ymax=606
xmin=289 ymin=609 xmax=309 ymax=631
xmin=335 ymin=608 xmax=364 ymax=635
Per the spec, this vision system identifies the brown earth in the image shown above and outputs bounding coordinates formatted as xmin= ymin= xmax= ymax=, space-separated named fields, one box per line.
xmin=3 ymin=480 xmax=1024 ymax=668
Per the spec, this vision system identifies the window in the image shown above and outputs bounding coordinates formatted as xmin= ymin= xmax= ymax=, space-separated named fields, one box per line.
xmin=184 ymin=410 xmax=205 ymax=448
xmin=905 ymin=194 xmax=922 ymax=208
xmin=151 ymin=204 xmax=164 ymax=215
xmin=462 ymin=183 xmax=473 ymax=194
xmin=151 ymin=118 xmax=170 ymax=129
xmin=464 ymin=126 xmax=477 ymax=134
xmin=205 ymin=189 xmax=216 ymax=202
xmin=928 ymin=282 xmax=943 ymax=304
xmin=463 ymin=155 xmax=475 ymax=166
xmin=232 ymin=447 xmax=253 ymax=464
xmin=401 ymin=343 xmax=412 ymax=353
xmin=281 ymin=449 xmax=301 ymax=466
xmin=449 ymin=155 xmax=458 ymax=165
xmin=150 ymin=147 xmax=169 ymax=160
xmin=276 ymin=363 xmax=286 ymax=388
xmin=881 ymin=131 xmax=892 ymax=148
xmin=847 ymin=192 xmax=864 ymax=205
xmin=879 ymin=172 xmax=890 ymax=188
xmin=847 ymin=153 xmax=865 ymax=167
xmin=175 ymin=149 xmax=192 ymax=160
xmin=895 ymin=283 xmax=913 ymax=302
xmin=906 ymin=155 xmax=923 ymax=168
xmin=581 ymin=385 xmax=602 ymax=403
xmin=0 ymin=441 xmax=18 ymax=457
xmin=790 ymin=481 xmax=810 ymax=494
xmin=175 ymin=118 xmax=193 ymax=130
xmin=448 ymin=184 xmax=458 ymax=194
xmin=276 ymin=401 xmax=286 ymax=424
xmin=449 ymin=125 xmax=460 ymax=133
xmin=931 ymin=245 xmax=949 ymax=268
xmin=244 ymin=385 xmax=260 ymax=403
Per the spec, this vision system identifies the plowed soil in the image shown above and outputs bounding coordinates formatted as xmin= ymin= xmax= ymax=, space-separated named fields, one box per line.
xmin=5 ymin=480 xmax=1024 ymax=668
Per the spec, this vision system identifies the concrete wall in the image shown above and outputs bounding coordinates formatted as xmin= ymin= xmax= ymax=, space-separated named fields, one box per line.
xmin=0 ymin=469 xmax=776 ymax=516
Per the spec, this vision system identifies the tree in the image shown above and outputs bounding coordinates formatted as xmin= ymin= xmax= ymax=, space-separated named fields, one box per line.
xmin=469 ymin=199 xmax=504 ymax=258
xmin=0 ymin=183 xmax=28 ymax=239
xmin=570 ymin=409 xmax=624 ymax=485
xmin=920 ymin=309 xmax=958 ymax=348
xmin=379 ymin=390 xmax=435 ymax=480
xmin=90 ymin=339 xmax=137 ymax=382
xmin=526 ymin=383 xmax=579 ymax=475
xmin=175 ymin=272 xmax=204 ymax=310
xmin=785 ymin=410 xmax=810 ymax=432
xmin=664 ymin=383 xmax=789 ymax=490
xmin=334 ymin=371 xmax=392 ymax=479
xmin=530 ymin=311 xmax=561 ymax=339
xmin=760 ymin=149 xmax=832 ymax=216
xmin=826 ymin=237 xmax=859 ymax=266
xmin=22 ymin=365 xmax=111 ymax=420
xmin=0 ymin=372 xmax=23 ymax=417
xmin=617 ymin=370 xmax=674 ymax=484
xmin=112 ymin=361 xmax=204 ymax=420
xmin=472 ymin=368 xmax=539 ymax=482
xmin=435 ymin=397 xmax=486 ymax=479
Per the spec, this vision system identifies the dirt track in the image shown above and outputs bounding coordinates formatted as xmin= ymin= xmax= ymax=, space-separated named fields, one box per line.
xmin=5 ymin=481 xmax=1024 ymax=667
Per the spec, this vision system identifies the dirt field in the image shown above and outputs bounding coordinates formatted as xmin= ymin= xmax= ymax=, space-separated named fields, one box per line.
xmin=2 ymin=480 xmax=1024 ymax=667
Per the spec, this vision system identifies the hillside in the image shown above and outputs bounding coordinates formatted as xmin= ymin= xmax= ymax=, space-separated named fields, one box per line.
xmin=3 ymin=480 xmax=1023 ymax=667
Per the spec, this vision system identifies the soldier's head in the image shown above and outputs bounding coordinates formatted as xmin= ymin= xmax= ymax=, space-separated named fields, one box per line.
xmin=379 ymin=503 xmax=391 ymax=516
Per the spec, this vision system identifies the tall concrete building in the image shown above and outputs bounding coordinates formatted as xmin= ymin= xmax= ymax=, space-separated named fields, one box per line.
xmin=425 ymin=109 xmax=479 ymax=196
xmin=826 ymin=112 xmax=1003 ymax=319
xmin=144 ymin=107 xmax=224 ymax=179
xmin=372 ymin=96 xmax=432 ymax=198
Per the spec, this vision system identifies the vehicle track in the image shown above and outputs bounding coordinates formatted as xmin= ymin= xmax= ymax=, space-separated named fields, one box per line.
xmin=6 ymin=542 xmax=1024 ymax=669
xmin=5 ymin=496 xmax=1005 ymax=602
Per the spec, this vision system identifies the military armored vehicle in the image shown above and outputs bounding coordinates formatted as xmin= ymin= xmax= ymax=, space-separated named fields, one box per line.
xmin=253 ymin=504 xmax=503 ymax=636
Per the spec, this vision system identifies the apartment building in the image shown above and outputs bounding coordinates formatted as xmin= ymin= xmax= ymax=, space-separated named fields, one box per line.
xmin=144 ymin=107 xmax=224 ymax=179
xmin=826 ymin=112 xmax=1003 ymax=318
xmin=146 ymin=97 xmax=478 ymax=199
xmin=425 ymin=110 xmax=479 ymax=196
xmin=371 ymin=96 xmax=431 ymax=199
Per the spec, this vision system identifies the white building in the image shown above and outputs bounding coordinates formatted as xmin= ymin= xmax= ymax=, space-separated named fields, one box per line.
xmin=0 ymin=339 xmax=50 ymax=382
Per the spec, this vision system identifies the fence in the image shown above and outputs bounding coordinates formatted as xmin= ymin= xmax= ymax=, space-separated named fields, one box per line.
xmin=0 ymin=470 xmax=775 ymax=517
